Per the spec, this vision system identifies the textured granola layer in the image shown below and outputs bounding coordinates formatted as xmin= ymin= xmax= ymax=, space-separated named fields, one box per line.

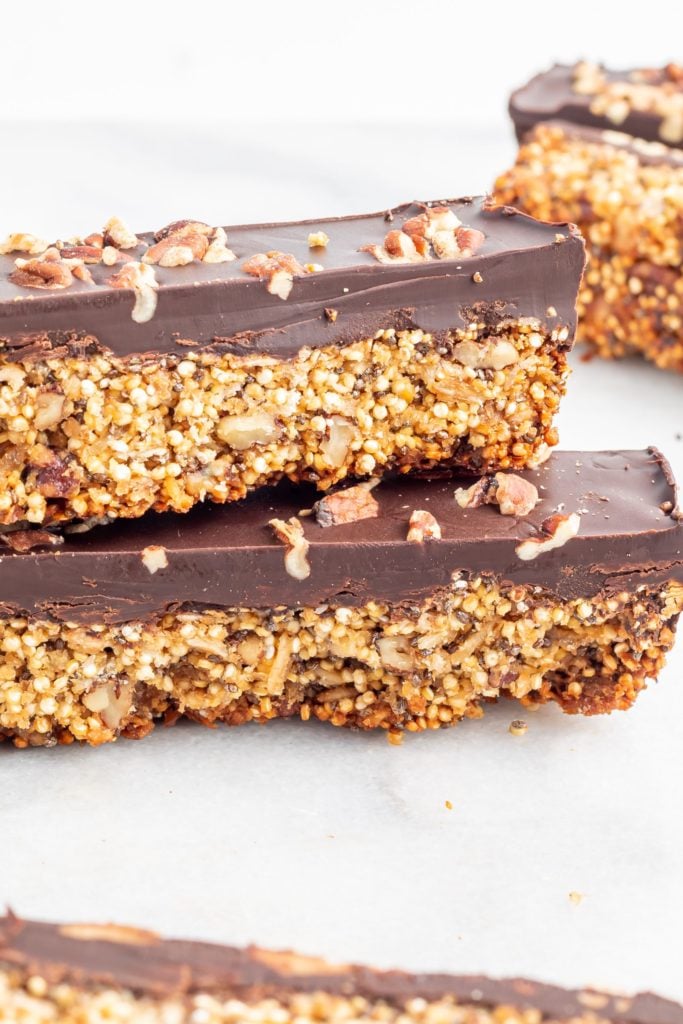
xmin=494 ymin=123 xmax=683 ymax=371
xmin=0 ymin=322 xmax=568 ymax=527
xmin=1 ymin=576 xmax=680 ymax=748
xmin=0 ymin=971 xmax=640 ymax=1024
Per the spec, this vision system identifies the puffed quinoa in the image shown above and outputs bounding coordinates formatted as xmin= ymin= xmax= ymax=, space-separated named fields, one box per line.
xmin=495 ymin=121 xmax=683 ymax=371
xmin=0 ymin=321 xmax=568 ymax=526
xmin=1 ymin=577 xmax=680 ymax=747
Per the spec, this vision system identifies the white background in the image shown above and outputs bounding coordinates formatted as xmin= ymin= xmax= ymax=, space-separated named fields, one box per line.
xmin=1 ymin=0 xmax=683 ymax=1006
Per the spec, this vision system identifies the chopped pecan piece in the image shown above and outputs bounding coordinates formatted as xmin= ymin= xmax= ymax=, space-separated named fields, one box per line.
xmin=403 ymin=205 xmax=460 ymax=246
xmin=515 ymin=512 xmax=581 ymax=561
xmin=361 ymin=229 xmax=423 ymax=264
xmin=217 ymin=412 xmax=280 ymax=451
xmin=70 ymin=264 xmax=95 ymax=284
xmin=376 ymin=635 xmax=415 ymax=673
xmin=143 ymin=230 xmax=208 ymax=267
xmin=454 ymin=226 xmax=485 ymax=255
xmin=10 ymin=258 xmax=73 ymax=290
xmin=324 ymin=307 xmax=338 ymax=322
xmin=0 ymin=530 xmax=63 ymax=553
xmin=494 ymin=473 xmax=539 ymax=516
xmin=153 ymin=220 xmax=213 ymax=243
xmin=451 ymin=338 xmax=518 ymax=370
xmin=0 ymin=232 xmax=49 ymax=256
xmin=319 ymin=416 xmax=354 ymax=468
xmin=407 ymin=509 xmax=441 ymax=542
xmin=242 ymin=251 xmax=306 ymax=300
xmin=432 ymin=229 xmax=461 ymax=259
xmin=141 ymin=545 xmax=169 ymax=574
xmin=82 ymin=680 xmax=133 ymax=730
xmin=33 ymin=388 xmax=66 ymax=431
xmin=371 ymin=206 xmax=484 ymax=262
xmin=268 ymin=516 xmax=310 ymax=580
xmin=102 ymin=216 xmax=140 ymax=250
xmin=101 ymin=246 xmax=132 ymax=267
xmin=454 ymin=476 xmax=496 ymax=509
xmin=34 ymin=456 xmax=79 ymax=498
xmin=456 ymin=472 xmax=538 ymax=517
xmin=58 ymin=244 xmax=103 ymax=263
xmin=109 ymin=262 xmax=159 ymax=323
xmin=203 ymin=227 xmax=236 ymax=264
xmin=314 ymin=483 xmax=379 ymax=528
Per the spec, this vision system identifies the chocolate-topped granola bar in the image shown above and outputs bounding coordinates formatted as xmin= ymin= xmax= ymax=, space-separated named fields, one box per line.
xmin=0 ymin=200 xmax=584 ymax=528
xmin=497 ymin=63 xmax=683 ymax=370
xmin=1 ymin=913 xmax=681 ymax=1024
xmin=0 ymin=449 xmax=681 ymax=748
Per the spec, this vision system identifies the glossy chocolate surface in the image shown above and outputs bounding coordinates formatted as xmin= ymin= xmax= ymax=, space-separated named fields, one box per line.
xmin=509 ymin=64 xmax=683 ymax=146
xmin=1 ymin=914 xmax=681 ymax=1023
xmin=0 ymin=200 xmax=584 ymax=360
xmin=0 ymin=450 xmax=680 ymax=625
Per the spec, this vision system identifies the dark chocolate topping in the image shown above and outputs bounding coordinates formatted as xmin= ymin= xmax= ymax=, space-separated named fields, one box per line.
xmin=0 ymin=449 xmax=680 ymax=625
xmin=509 ymin=64 xmax=683 ymax=146
xmin=0 ymin=199 xmax=584 ymax=360
xmin=0 ymin=914 xmax=681 ymax=1023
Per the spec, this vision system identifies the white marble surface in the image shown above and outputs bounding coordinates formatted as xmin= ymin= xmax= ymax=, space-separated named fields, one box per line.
xmin=1 ymin=122 xmax=682 ymax=1002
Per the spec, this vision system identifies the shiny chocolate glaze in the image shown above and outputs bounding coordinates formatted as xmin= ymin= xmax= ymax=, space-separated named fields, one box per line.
xmin=0 ymin=199 xmax=584 ymax=360
xmin=509 ymin=64 xmax=683 ymax=146
xmin=0 ymin=450 xmax=680 ymax=626
xmin=0 ymin=913 xmax=681 ymax=1022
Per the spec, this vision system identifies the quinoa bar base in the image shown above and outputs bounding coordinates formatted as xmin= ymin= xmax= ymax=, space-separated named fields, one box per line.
xmin=0 ymin=320 xmax=568 ymax=528
xmin=495 ymin=122 xmax=683 ymax=371
xmin=0 ymin=576 xmax=681 ymax=747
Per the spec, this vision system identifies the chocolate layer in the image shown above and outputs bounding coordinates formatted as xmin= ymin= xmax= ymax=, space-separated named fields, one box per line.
xmin=0 ymin=449 xmax=680 ymax=625
xmin=0 ymin=199 xmax=584 ymax=360
xmin=0 ymin=913 xmax=681 ymax=1023
xmin=510 ymin=64 xmax=683 ymax=145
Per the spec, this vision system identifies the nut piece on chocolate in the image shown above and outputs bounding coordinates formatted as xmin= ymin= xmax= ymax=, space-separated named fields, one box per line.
xmin=0 ymin=450 xmax=681 ymax=749
xmin=1 ymin=912 xmax=682 ymax=1024
xmin=268 ymin=516 xmax=311 ymax=579
xmin=515 ymin=512 xmax=580 ymax=561
xmin=407 ymin=509 xmax=441 ymax=542
xmin=455 ymin=473 xmax=539 ymax=516
xmin=0 ymin=197 xmax=583 ymax=529
xmin=313 ymin=483 xmax=379 ymax=528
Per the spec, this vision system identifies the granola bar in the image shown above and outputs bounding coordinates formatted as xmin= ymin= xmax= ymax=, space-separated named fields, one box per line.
xmin=0 ymin=449 xmax=680 ymax=748
xmin=499 ymin=63 xmax=683 ymax=370
xmin=1 ymin=912 xmax=681 ymax=1024
xmin=0 ymin=200 xmax=584 ymax=527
